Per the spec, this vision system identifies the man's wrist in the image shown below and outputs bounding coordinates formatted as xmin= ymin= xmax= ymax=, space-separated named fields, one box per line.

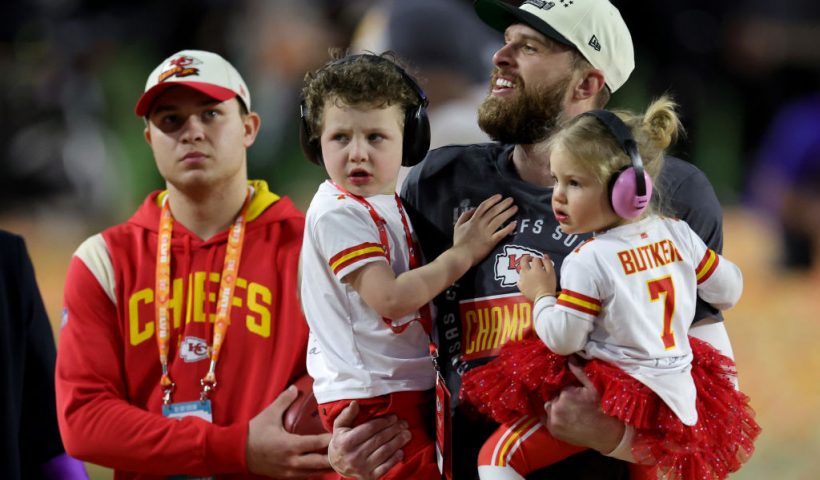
xmin=602 ymin=424 xmax=635 ymax=463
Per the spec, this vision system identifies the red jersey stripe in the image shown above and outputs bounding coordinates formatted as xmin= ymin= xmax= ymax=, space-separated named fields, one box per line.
xmin=696 ymin=249 xmax=719 ymax=284
xmin=557 ymin=289 xmax=602 ymax=316
xmin=329 ymin=243 xmax=385 ymax=274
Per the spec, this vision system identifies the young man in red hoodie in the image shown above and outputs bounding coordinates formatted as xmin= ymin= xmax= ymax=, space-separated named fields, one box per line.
xmin=55 ymin=50 xmax=335 ymax=479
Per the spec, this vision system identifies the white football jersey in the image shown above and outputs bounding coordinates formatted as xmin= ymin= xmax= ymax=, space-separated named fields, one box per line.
xmin=301 ymin=181 xmax=435 ymax=404
xmin=533 ymin=216 xmax=742 ymax=425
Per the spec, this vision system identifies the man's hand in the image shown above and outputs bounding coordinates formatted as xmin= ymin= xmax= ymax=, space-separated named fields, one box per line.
xmin=543 ymin=358 xmax=625 ymax=454
xmin=246 ymin=385 xmax=332 ymax=478
xmin=327 ymin=401 xmax=411 ymax=480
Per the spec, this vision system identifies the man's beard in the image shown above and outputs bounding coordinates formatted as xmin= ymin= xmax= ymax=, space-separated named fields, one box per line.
xmin=478 ymin=74 xmax=571 ymax=145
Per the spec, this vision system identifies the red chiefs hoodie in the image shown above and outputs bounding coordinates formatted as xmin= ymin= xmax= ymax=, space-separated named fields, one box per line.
xmin=56 ymin=180 xmax=310 ymax=479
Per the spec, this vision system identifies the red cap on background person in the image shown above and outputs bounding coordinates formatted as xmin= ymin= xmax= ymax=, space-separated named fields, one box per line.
xmin=134 ymin=49 xmax=251 ymax=117
xmin=473 ymin=0 xmax=635 ymax=93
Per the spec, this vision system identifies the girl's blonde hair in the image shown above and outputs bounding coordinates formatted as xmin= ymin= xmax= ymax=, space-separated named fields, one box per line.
xmin=548 ymin=95 xmax=683 ymax=200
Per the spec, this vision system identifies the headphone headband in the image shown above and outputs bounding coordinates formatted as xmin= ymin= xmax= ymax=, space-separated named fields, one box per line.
xmin=299 ymin=53 xmax=431 ymax=167
xmin=335 ymin=54 xmax=429 ymax=108
xmin=578 ymin=109 xmax=652 ymax=219
xmin=580 ymin=109 xmax=646 ymax=196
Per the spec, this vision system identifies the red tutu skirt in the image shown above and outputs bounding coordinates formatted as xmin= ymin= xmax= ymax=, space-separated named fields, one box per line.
xmin=460 ymin=337 xmax=760 ymax=480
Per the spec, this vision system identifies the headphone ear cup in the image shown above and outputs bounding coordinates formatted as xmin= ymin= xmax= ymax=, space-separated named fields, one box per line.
xmin=609 ymin=166 xmax=653 ymax=219
xmin=401 ymin=104 xmax=431 ymax=167
xmin=299 ymin=101 xmax=323 ymax=165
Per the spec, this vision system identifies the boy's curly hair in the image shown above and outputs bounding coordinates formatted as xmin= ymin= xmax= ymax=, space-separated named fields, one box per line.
xmin=301 ymin=49 xmax=423 ymax=144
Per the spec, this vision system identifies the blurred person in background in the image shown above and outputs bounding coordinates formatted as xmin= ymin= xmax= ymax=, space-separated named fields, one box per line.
xmin=351 ymin=0 xmax=499 ymax=149
xmin=228 ymin=0 xmax=346 ymax=209
xmin=350 ymin=0 xmax=501 ymax=189
xmin=55 ymin=49 xmax=334 ymax=479
xmin=0 ymin=229 xmax=88 ymax=480
xmin=744 ymin=93 xmax=820 ymax=271
xmin=729 ymin=0 xmax=820 ymax=272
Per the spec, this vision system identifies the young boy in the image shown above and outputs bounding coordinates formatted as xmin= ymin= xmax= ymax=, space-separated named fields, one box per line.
xmin=298 ymin=52 xmax=518 ymax=479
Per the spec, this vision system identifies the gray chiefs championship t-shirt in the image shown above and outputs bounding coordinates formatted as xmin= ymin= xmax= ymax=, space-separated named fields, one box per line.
xmin=401 ymin=142 xmax=724 ymax=480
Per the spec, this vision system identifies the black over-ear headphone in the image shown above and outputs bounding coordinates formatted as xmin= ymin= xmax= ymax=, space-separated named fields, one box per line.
xmin=299 ymin=54 xmax=431 ymax=167
xmin=579 ymin=110 xmax=653 ymax=220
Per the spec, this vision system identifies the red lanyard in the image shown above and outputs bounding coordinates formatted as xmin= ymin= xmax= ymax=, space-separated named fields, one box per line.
xmin=330 ymin=181 xmax=418 ymax=267
xmin=330 ymin=182 xmax=431 ymax=336
xmin=155 ymin=189 xmax=251 ymax=404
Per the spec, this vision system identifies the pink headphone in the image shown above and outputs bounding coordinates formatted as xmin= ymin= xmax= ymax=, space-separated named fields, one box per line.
xmin=581 ymin=110 xmax=653 ymax=219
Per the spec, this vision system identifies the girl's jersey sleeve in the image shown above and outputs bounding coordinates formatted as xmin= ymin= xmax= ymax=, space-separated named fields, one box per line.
xmin=682 ymin=226 xmax=744 ymax=311
xmin=533 ymin=255 xmax=598 ymax=355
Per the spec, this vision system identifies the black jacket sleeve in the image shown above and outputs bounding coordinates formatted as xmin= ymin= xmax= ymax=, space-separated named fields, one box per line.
xmin=0 ymin=231 xmax=65 ymax=479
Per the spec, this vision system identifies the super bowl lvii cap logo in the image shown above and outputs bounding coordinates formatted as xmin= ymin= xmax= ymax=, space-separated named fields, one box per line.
xmin=525 ymin=0 xmax=555 ymax=9
xmin=158 ymin=55 xmax=201 ymax=82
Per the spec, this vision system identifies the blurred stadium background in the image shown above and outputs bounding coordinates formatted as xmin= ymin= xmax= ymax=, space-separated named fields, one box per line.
xmin=1 ymin=0 xmax=818 ymax=478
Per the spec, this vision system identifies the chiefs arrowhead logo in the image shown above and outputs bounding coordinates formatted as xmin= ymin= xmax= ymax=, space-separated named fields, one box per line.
xmin=158 ymin=55 xmax=202 ymax=82
xmin=180 ymin=336 xmax=209 ymax=363
xmin=493 ymin=244 xmax=543 ymax=287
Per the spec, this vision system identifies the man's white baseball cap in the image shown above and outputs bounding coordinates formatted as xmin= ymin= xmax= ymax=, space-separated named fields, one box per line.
xmin=135 ymin=49 xmax=251 ymax=117
xmin=474 ymin=0 xmax=634 ymax=93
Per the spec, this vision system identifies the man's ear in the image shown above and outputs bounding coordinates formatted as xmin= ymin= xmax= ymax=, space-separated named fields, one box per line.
xmin=572 ymin=68 xmax=605 ymax=102
xmin=243 ymin=111 xmax=262 ymax=148
xmin=144 ymin=125 xmax=152 ymax=145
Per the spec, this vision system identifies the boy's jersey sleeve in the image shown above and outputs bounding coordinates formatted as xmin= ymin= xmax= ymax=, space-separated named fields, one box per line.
xmin=309 ymin=201 xmax=388 ymax=281
xmin=55 ymin=237 xmax=247 ymax=476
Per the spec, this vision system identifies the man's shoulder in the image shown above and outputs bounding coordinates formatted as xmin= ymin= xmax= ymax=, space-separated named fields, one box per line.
xmin=0 ymin=231 xmax=25 ymax=282
xmin=0 ymin=230 xmax=23 ymax=256
xmin=0 ymin=229 xmax=21 ymax=245
xmin=659 ymin=156 xmax=712 ymax=192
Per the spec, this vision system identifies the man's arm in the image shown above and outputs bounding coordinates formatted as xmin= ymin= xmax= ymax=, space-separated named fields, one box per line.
xmin=661 ymin=158 xmax=725 ymax=322
xmin=14 ymin=234 xmax=67 ymax=468
xmin=542 ymin=359 xmax=633 ymax=461
xmin=2 ymin=232 xmax=88 ymax=479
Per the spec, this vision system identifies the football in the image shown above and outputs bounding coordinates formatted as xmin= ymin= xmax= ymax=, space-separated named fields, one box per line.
xmin=283 ymin=374 xmax=326 ymax=435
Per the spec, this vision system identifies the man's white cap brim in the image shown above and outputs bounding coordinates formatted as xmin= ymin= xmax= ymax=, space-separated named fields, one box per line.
xmin=135 ymin=81 xmax=238 ymax=117
xmin=475 ymin=0 xmax=574 ymax=48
